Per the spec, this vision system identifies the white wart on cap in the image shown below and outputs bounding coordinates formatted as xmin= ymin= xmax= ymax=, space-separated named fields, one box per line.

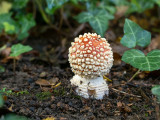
xmin=68 ymin=33 xmax=113 ymax=78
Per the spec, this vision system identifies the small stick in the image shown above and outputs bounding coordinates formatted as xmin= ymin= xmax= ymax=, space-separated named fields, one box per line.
xmin=128 ymin=69 xmax=141 ymax=82
xmin=13 ymin=58 xmax=16 ymax=74
xmin=111 ymin=88 xmax=141 ymax=98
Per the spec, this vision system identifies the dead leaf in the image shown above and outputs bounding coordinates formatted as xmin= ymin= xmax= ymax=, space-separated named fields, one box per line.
xmin=1 ymin=56 xmax=21 ymax=63
xmin=144 ymin=35 xmax=160 ymax=53
xmin=115 ymin=6 xmax=129 ymax=19
xmin=52 ymin=82 xmax=61 ymax=88
xmin=0 ymin=47 xmax=11 ymax=57
xmin=42 ymin=117 xmax=55 ymax=120
xmin=147 ymin=110 xmax=153 ymax=115
xmin=35 ymin=79 xmax=51 ymax=86
xmin=8 ymin=104 xmax=14 ymax=111
xmin=117 ymin=102 xmax=122 ymax=108
xmin=124 ymin=106 xmax=132 ymax=113
xmin=113 ymin=52 xmax=122 ymax=65
xmin=49 ymin=77 xmax=59 ymax=85
xmin=39 ymin=72 xmax=47 ymax=78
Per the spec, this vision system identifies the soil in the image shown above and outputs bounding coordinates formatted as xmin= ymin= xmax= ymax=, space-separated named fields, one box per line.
xmin=0 ymin=52 xmax=159 ymax=120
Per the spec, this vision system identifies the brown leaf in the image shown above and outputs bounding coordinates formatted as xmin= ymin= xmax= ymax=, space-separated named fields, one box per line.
xmin=0 ymin=47 xmax=11 ymax=57
xmin=124 ymin=106 xmax=132 ymax=113
xmin=147 ymin=110 xmax=153 ymax=115
xmin=39 ymin=72 xmax=47 ymax=78
xmin=1 ymin=56 xmax=21 ymax=63
xmin=49 ymin=77 xmax=59 ymax=85
xmin=117 ymin=102 xmax=122 ymax=108
xmin=115 ymin=6 xmax=129 ymax=19
xmin=35 ymin=79 xmax=51 ymax=86
xmin=144 ymin=35 xmax=160 ymax=53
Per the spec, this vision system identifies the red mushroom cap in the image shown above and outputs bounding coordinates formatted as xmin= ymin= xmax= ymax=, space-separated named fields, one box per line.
xmin=69 ymin=33 xmax=113 ymax=78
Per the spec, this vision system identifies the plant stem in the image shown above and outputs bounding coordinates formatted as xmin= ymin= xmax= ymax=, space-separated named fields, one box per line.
xmin=35 ymin=0 xmax=51 ymax=24
xmin=59 ymin=6 xmax=64 ymax=30
xmin=128 ymin=69 xmax=141 ymax=82
xmin=13 ymin=58 xmax=16 ymax=74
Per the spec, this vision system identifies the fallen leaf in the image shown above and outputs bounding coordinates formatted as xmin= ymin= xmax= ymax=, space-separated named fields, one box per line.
xmin=39 ymin=72 xmax=47 ymax=78
xmin=35 ymin=79 xmax=51 ymax=86
xmin=1 ymin=56 xmax=21 ymax=63
xmin=42 ymin=117 xmax=55 ymax=120
xmin=115 ymin=6 xmax=129 ymax=19
xmin=124 ymin=106 xmax=132 ymax=113
xmin=117 ymin=102 xmax=122 ymax=108
xmin=147 ymin=110 xmax=153 ymax=115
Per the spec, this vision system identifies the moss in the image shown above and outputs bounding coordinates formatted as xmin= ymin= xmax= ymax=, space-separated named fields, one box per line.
xmin=36 ymin=92 xmax=52 ymax=100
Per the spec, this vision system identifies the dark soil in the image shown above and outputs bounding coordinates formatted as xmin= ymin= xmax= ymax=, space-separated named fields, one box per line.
xmin=0 ymin=54 xmax=159 ymax=120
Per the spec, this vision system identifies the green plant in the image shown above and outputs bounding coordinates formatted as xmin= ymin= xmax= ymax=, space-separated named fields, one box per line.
xmin=152 ymin=85 xmax=160 ymax=102
xmin=0 ymin=0 xmax=35 ymax=41
xmin=10 ymin=43 xmax=32 ymax=73
xmin=121 ymin=18 xmax=160 ymax=102
xmin=0 ymin=88 xmax=29 ymax=96
xmin=0 ymin=95 xmax=4 ymax=108
xmin=36 ymin=92 xmax=52 ymax=100
xmin=75 ymin=1 xmax=115 ymax=37
xmin=121 ymin=19 xmax=160 ymax=72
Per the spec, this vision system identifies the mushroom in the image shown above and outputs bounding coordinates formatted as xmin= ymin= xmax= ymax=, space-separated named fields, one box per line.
xmin=68 ymin=33 xmax=113 ymax=99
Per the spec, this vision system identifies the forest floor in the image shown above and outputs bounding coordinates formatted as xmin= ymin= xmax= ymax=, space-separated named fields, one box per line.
xmin=0 ymin=8 xmax=160 ymax=120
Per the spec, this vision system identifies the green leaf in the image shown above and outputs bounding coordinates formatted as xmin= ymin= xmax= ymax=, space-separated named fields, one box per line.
xmin=46 ymin=0 xmax=68 ymax=14
xmin=12 ymin=0 xmax=29 ymax=9
xmin=0 ymin=13 xmax=16 ymax=33
xmin=75 ymin=9 xmax=114 ymax=37
xmin=121 ymin=19 xmax=151 ymax=48
xmin=0 ymin=95 xmax=4 ymax=107
xmin=122 ymin=49 xmax=160 ymax=71
xmin=2 ymin=22 xmax=15 ymax=33
xmin=0 ymin=66 xmax=5 ymax=73
xmin=75 ymin=12 xmax=93 ymax=23
xmin=16 ymin=14 xmax=36 ymax=40
xmin=127 ymin=0 xmax=155 ymax=14
xmin=152 ymin=85 xmax=160 ymax=102
xmin=10 ymin=43 xmax=32 ymax=57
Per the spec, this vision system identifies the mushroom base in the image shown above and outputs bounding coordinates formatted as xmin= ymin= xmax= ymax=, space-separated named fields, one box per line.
xmin=70 ymin=75 xmax=109 ymax=99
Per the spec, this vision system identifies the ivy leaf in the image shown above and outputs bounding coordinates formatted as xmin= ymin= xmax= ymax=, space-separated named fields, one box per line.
xmin=121 ymin=19 xmax=151 ymax=48
xmin=127 ymin=0 xmax=155 ymax=14
xmin=2 ymin=22 xmax=15 ymax=34
xmin=16 ymin=14 xmax=36 ymax=40
xmin=45 ymin=0 xmax=68 ymax=14
xmin=10 ymin=43 xmax=32 ymax=57
xmin=12 ymin=0 xmax=29 ymax=9
xmin=122 ymin=49 xmax=160 ymax=71
xmin=0 ymin=13 xmax=16 ymax=33
xmin=152 ymin=85 xmax=160 ymax=102
xmin=0 ymin=66 xmax=5 ymax=73
xmin=0 ymin=1 xmax=12 ymax=14
xmin=0 ymin=95 xmax=4 ymax=107
xmin=75 ymin=9 xmax=114 ymax=37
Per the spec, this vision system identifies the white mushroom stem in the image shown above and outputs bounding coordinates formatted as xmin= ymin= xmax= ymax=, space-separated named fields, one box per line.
xmin=70 ymin=75 xmax=109 ymax=99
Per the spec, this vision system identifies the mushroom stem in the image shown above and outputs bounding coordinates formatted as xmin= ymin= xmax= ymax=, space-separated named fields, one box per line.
xmin=70 ymin=75 xmax=109 ymax=99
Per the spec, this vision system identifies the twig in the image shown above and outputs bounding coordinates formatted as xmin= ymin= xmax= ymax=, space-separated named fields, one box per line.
xmin=154 ymin=98 xmax=160 ymax=120
xmin=111 ymin=88 xmax=141 ymax=98
xmin=128 ymin=69 xmax=141 ymax=82
xmin=138 ymin=88 xmax=150 ymax=102
xmin=73 ymin=23 xmax=86 ymax=37
xmin=59 ymin=6 xmax=64 ymax=30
